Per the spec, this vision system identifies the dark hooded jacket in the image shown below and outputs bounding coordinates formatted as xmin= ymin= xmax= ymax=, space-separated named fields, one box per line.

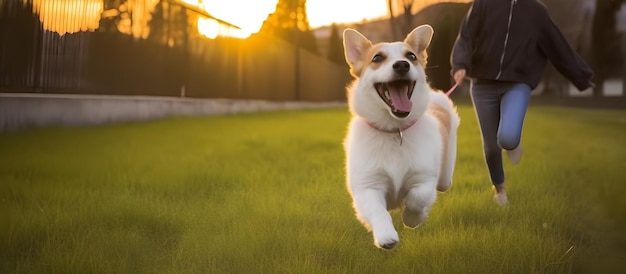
xmin=451 ymin=0 xmax=593 ymax=90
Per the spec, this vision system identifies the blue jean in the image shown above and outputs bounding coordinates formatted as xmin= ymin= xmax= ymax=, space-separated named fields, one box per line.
xmin=470 ymin=79 xmax=531 ymax=185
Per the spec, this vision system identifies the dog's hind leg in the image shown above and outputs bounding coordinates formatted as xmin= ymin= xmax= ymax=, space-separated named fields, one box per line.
xmin=403 ymin=182 xmax=437 ymax=228
xmin=437 ymin=124 xmax=458 ymax=192
xmin=431 ymin=92 xmax=460 ymax=192
xmin=350 ymin=188 xmax=399 ymax=249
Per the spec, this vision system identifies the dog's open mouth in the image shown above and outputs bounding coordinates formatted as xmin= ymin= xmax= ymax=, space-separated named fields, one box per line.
xmin=374 ymin=80 xmax=416 ymax=118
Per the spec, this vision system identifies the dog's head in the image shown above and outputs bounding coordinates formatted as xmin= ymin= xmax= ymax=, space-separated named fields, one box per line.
xmin=343 ymin=25 xmax=433 ymax=120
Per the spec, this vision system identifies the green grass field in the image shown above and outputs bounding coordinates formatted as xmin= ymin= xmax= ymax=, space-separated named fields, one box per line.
xmin=1 ymin=104 xmax=625 ymax=273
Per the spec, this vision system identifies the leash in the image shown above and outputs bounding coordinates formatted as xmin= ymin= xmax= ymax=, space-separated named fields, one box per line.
xmin=445 ymin=83 xmax=459 ymax=97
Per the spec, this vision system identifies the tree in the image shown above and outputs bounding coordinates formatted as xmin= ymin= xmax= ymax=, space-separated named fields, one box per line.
xmin=387 ymin=0 xmax=415 ymax=41
xmin=387 ymin=0 xmax=472 ymax=40
xmin=258 ymin=0 xmax=318 ymax=54
xmin=99 ymin=0 xmax=126 ymax=33
xmin=148 ymin=1 xmax=189 ymax=47
xmin=326 ymin=24 xmax=345 ymax=65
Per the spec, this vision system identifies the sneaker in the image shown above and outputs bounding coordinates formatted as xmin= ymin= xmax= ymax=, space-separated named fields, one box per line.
xmin=506 ymin=144 xmax=522 ymax=165
xmin=493 ymin=184 xmax=509 ymax=206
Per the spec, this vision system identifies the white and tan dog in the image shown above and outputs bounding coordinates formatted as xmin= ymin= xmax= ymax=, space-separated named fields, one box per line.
xmin=342 ymin=25 xmax=459 ymax=249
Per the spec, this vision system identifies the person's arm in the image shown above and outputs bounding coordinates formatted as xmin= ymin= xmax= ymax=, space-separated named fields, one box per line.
xmin=450 ymin=0 xmax=482 ymax=84
xmin=538 ymin=8 xmax=594 ymax=91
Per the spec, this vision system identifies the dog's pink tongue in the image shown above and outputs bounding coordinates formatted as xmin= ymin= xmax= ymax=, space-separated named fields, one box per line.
xmin=389 ymin=86 xmax=412 ymax=112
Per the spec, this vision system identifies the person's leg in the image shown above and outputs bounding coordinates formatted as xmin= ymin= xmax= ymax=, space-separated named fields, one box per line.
xmin=498 ymin=83 xmax=532 ymax=150
xmin=470 ymin=81 xmax=505 ymax=186
xmin=498 ymin=83 xmax=532 ymax=164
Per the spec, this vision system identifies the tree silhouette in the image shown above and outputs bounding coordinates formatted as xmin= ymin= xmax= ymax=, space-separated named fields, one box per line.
xmin=148 ymin=1 xmax=167 ymax=44
xmin=326 ymin=24 xmax=344 ymax=65
xmin=258 ymin=0 xmax=318 ymax=54
xmin=147 ymin=1 xmax=192 ymax=48
xmin=99 ymin=0 xmax=126 ymax=33
xmin=387 ymin=0 xmax=416 ymax=40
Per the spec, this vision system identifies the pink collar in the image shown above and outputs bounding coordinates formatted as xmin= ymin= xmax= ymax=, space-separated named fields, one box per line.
xmin=366 ymin=119 xmax=417 ymax=145
xmin=366 ymin=119 xmax=418 ymax=133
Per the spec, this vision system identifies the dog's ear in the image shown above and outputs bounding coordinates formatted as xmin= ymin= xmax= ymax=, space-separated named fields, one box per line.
xmin=404 ymin=25 xmax=433 ymax=67
xmin=404 ymin=24 xmax=434 ymax=54
xmin=343 ymin=29 xmax=372 ymax=76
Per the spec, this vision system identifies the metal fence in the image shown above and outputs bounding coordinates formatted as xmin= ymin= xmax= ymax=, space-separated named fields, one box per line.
xmin=0 ymin=0 xmax=350 ymax=102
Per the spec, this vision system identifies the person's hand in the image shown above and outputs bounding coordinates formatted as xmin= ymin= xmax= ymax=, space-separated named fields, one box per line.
xmin=453 ymin=69 xmax=466 ymax=86
xmin=579 ymin=81 xmax=595 ymax=92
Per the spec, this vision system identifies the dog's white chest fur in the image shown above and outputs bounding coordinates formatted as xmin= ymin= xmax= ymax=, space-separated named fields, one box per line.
xmin=341 ymin=25 xmax=459 ymax=249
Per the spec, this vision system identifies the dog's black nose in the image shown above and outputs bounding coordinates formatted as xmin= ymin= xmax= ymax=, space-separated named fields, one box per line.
xmin=393 ymin=61 xmax=410 ymax=75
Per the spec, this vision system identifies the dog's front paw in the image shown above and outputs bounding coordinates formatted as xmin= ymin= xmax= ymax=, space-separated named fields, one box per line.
xmin=373 ymin=229 xmax=399 ymax=249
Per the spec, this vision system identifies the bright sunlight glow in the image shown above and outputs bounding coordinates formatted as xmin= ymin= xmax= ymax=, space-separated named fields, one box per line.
xmin=191 ymin=0 xmax=473 ymax=38
xmin=307 ymin=0 xmax=389 ymax=28
xmin=183 ymin=0 xmax=277 ymax=38
xmin=190 ymin=0 xmax=390 ymax=38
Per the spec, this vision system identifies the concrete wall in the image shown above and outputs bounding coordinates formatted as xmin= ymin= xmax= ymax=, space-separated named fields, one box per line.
xmin=0 ymin=93 xmax=345 ymax=132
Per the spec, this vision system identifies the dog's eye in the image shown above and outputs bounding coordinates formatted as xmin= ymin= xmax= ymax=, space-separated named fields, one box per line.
xmin=372 ymin=54 xmax=384 ymax=63
xmin=406 ymin=52 xmax=417 ymax=61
